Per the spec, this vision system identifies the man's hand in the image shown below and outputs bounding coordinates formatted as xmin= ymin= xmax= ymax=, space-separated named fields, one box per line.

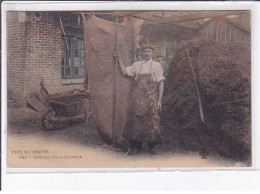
xmin=157 ymin=101 xmax=162 ymax=111
xmin=114 ymin=51 xmax=126 ymax=75
xmin=114 ymin=51 xmax=121 ymax=59
xmin=158 ymin=81 xmax=164 ymax=111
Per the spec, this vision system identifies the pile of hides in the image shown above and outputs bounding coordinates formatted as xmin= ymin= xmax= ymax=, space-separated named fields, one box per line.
xmin=161 ymin=39 xmax=251 ymax=162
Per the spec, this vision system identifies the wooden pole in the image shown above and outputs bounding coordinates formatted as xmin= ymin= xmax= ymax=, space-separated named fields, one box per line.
xmin=112 ymin=16 xmax=119 ymax=147
xmin=186 ymin=49 xmax=205 ymax=123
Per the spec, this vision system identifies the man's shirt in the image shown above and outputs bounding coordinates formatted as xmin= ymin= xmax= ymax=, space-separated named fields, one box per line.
xmin=126 ymin=59 xmax=165 ymax=83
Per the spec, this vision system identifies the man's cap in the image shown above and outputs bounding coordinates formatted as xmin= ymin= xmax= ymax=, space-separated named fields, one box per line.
xmin=141 ymin=44 xmax=154 ymax=52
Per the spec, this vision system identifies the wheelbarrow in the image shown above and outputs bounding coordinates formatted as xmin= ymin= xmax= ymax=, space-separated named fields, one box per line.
xmin=42 ymin=91 xmax=91 ymax=130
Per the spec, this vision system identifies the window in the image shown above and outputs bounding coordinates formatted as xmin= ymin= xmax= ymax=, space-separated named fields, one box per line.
xmin=62 ymin=28 xmax=86 ymax=79
xmin=166 ymin=39 xmax=177 ymax=59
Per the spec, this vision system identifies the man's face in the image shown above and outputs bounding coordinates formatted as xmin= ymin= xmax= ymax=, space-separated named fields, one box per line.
xmin=142 ymin=48 xmax=154 ymax=61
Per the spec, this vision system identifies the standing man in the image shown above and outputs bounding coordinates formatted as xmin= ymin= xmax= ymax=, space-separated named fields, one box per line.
xmin=114 ymin=45 xmax=165 ymax=155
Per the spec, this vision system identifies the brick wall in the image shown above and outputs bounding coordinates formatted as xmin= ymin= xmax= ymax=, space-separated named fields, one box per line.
xmin=7 ymin=12 xmax=28 ymax=105
xmin=7 ymin=12 xmax=84 ymax=106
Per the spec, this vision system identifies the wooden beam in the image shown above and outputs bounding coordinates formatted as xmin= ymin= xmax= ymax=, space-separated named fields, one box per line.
xmin=120 ymin=12 xmax=199 ymax=30
xmin=150 ymin=12 xmax=167 ymax=18
xmin=126 ymin=10 xmax=249 ymax=27
xmin=76 ymin=10 xmax=249 ymax=22
xmin=198 ymin=18 xmax=215 ymax=29
xmin=78 ymin=11 xmax=155 ymax=24
xmin=151 ymin=10 xmax=250 ymax=25
xmin=118 ymin=12 xmax=153 ymax=21
xmin=150 ymin=12 xmax=199 ymax=29
xmin=221 ymin=16 xmax=250 ymax=33
xmin=77 ymin=10 xmax=250 ymax=32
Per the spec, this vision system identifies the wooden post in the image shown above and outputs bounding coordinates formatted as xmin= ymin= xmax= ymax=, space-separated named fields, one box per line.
xmin=81 ymin=13 xmax=90 ymax=91
xmin=197 ymin=29 xmax=202 ymax=39
xmin=215 ymin=17 xmax=220 ymax=41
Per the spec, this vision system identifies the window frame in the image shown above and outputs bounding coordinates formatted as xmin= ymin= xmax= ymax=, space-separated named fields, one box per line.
xmin=61 ymin=27 xmax=86 ymax=80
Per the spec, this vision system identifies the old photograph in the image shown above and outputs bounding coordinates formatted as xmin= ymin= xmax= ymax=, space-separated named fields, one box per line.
xmin=5 ymin=10 xmax=251 ymax=168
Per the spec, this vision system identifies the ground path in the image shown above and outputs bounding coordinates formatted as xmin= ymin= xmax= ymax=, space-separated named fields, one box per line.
xmin=6 ymin=107 xmax=246 ymax=168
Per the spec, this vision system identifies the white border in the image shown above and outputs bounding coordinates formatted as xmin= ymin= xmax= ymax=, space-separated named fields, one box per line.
xmin=2 ymin=1 xmax=260 ymax=190
xmin=0 ymin=0 xmax=255 ymax=11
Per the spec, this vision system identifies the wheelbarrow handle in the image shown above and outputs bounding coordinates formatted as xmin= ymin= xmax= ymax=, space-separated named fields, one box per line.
xmin=40 ymin=80 xmax=49 ymax=95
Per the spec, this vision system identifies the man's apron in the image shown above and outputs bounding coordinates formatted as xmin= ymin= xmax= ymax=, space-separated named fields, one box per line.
xmin=123 ymin=73 xmax=161 ymax=142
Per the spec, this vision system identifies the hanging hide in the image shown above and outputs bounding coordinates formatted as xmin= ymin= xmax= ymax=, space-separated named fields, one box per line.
xmin=82 ymin=14 xmax=134 ymax=146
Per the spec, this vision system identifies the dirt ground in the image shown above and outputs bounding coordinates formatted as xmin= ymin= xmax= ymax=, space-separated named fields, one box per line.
xmin=7 ymin=107 xmax=248 ymax=168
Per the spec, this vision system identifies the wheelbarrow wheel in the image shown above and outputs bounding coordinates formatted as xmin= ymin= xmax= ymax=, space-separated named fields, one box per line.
xmin=42 ymin=109 xmax=58 ymax=130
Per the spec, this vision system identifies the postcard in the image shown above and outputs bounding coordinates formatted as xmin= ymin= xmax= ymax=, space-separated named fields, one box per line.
xmin=2 ymin=4 xmax=252 ymax=170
